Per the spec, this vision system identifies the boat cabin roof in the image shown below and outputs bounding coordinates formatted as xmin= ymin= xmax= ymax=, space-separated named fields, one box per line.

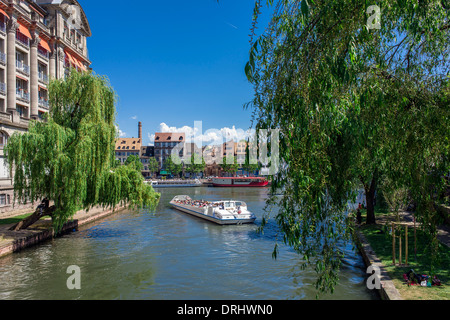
xmin=214 ymin=177 xmax=266 ymax=180
xmin=214 ymin=200 xmax=247 ymax=208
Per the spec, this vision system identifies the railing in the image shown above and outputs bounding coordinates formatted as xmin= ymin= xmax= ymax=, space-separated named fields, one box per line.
xmin=16 ymin=89 xmax=29 ymax=102
xmin=16 ymin=60 xmax=30 ymax=75
xmin=38 ymin=98 xmax=49 ymax=109
xmin=0 ymin=52 xmax=5 ymax=65
xmin=0 ymin=82 xmax=5 ymax=95
xmin=16 ymin=35 xmax=29 ymax=48
xmin=38 ymin=47 xmax=49 ymax=59
xmin=38 ymin=72 xmax=48 ymax=84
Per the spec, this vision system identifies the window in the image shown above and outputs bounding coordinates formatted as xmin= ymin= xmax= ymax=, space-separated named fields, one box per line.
xmin=16 ymin=105 xmax=27 ymax=117
xmin=0 ymin=156 xmax=9 ymax=178
xmin=0 ymin=131 xmax=8 ymax=148
xmin=0 ymin=194 xmax=9 ymax=205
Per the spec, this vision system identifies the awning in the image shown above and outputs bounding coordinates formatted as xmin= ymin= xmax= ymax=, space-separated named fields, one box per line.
xmin=64 ymin=50 xmax=76 ymax=66
xmin=39 ymin=38 xmax=51 ymax=52
xmin=16 ymin=75 xmax=28 ymax=81
xmin=78 ymin=61 xmax=87 ymax=72
xmin=17 ymin=22 xmax=32 ymax=39
xmin=0 ymin=8 xmax=9 ymax=19
xmin=65 ymin=49 xmax=87 ymax=72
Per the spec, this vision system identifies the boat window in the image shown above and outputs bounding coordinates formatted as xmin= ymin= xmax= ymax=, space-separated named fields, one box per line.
xmin=224 ymin=202 xmax=233 ymax=208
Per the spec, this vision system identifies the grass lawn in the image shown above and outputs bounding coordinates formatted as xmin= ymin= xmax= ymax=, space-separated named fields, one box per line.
xmin=358 ymin=208 xmax=450 ymax=300
xmin=0 ymin=213 xmax=34 ymax=226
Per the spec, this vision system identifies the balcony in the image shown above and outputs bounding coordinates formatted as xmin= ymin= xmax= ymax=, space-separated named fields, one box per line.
xmin=0 ymin=52 xmax=5 ymax=66
xmin=16 ymin=89 xmax=29 ymax=102
xmin=0 ymin=82 xmax=5 ymax=95
xmin=16 ymin=36 xmax=29 ymax=48
xmin=16 ymin=60 xmax=30 ymax=76
xmin=38 ymin=72 xmax=48 ymax=84
xmin=38 ymin=98 xmax=49 ymax=109
xmin=38 ymin=47 xmax=49 ymax=60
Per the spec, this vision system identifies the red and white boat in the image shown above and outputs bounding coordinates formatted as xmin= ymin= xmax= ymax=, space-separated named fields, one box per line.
xmin=212 ymin=177 xmax=269 ymax=187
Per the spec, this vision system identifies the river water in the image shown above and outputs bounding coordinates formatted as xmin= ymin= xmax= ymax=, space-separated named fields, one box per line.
xmin=0 ymin=187 xmax=378 ymax=300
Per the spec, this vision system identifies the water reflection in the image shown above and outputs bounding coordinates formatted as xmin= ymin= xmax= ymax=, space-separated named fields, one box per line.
xmin=0 ymin=187 xmax=377 ymax=300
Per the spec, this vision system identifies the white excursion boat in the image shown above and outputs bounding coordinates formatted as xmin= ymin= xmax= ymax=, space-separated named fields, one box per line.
xmin=148 ymin=179 xmax=202 ymax=188
xmin=169 ymin=195 xmax=256 ymax=225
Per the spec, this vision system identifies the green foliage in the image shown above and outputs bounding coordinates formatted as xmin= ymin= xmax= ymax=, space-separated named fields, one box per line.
xmin=220 ymin=155 xmax=239 ymax=175
xmin=147 ymin=157 xmax=159 ymax=174
xmin=247 ymin=0 xmax=450 ymax=295
xmin=164 ymin=156 xmax=182 ymax=177
xmin=125 ymin=154 xmax=144 ymax=172
xmin=186 ymin=153 xmax=206 ymax=176
xmin=5 ymin=71 xmax=160 ymax=232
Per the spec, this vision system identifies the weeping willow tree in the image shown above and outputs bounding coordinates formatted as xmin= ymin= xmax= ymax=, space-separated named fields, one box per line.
xmin=246 ymin=0 xmax=449 ymax=294
xmin=6 ymin=71 xmax=160 ymax=232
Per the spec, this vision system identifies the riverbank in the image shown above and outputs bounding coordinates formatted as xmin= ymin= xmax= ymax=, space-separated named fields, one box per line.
xmin=0 ymin=205 xmax=125 ymax=258
xmin=353 ymin=208 xmax=450 ymax=300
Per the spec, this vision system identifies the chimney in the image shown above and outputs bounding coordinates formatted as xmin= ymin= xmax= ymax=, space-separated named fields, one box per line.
xmin=138 ymin=122 xmax=142 ymax=139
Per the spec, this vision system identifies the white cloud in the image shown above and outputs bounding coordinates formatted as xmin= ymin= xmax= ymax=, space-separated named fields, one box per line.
xmin=115 ymin=125 xmax=127 ymax=138
xmin=148 ymin=133 xmax=155 ymax=145
xmin=130 ymin=115 xmax=137 ymax=120
xmin=154 ymin=122 xmax=255 ymax=146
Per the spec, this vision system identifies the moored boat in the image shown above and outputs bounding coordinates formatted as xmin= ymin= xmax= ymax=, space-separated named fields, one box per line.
xmin=148 ymin=179 xmax=202 ymax=188
xmin=169 ymin=195 xmax=256 ymax=225
xmin=212 ymin=177 xmax=269 ymax=187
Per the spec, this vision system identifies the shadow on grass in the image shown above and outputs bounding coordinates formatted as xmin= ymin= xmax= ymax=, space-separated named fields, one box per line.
xmin=360 ymin=223 xmax=450 ymax=300
xmin=0 ymin=213 xmax=33 ymax=226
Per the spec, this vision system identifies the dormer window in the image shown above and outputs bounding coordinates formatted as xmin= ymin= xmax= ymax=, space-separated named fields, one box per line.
xmin=155 ymin=136 xmax=160 ymax=140
xmin=117 ymin=146 xmax=120 ymax=149
xmin=179 ymin=136 xmax=183 ymax=141
xmin=167 ymin=136 xmax=171 ymax=140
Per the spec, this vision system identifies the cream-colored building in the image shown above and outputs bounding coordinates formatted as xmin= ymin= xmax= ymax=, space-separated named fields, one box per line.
xmin=0 ymin=0 xmax=91 ymax=216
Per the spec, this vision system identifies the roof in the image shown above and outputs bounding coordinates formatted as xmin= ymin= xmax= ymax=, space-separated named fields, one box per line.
xmin=35 ymin=0 xmax=92 ymax=37
xmin=214 ymin=177 xmax=267 ymax=180
xmin=115 ymin=138 xmax=142 ymax=151
xmin=154 ymin=132 xmax=185 ymax=143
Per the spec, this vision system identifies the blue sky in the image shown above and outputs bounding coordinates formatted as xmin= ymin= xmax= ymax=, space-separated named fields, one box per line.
xmin=80 ymin=0 xmax=269 ymax=145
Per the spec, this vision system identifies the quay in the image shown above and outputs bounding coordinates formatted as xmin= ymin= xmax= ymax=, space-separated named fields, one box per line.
xmin=0 ymin=205 xmax=125 ymax=259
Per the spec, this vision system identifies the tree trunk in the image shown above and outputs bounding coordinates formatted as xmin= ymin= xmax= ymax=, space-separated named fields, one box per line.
xmin=365 ymin=175 xmax=377 ymax=225
xmin=9 ymin=200 xmax=55 ymax=231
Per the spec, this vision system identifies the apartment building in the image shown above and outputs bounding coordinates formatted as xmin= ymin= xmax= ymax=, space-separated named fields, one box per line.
xmin=0 ymin=0 xmax=91 ymax=216
xmin=115 ymin=137 xmax=142 ymax=164
xmin=154 ymin=132 xmax=185 ymax=170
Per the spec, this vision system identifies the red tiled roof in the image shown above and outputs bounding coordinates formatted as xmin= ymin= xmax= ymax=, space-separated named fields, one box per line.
xmin=154 ymin=132 xmax=185 ymax=143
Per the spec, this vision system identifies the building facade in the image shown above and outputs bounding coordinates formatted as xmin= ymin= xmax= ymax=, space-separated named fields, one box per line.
xmin=0 ymin=0 xmax=91 ymax=216
xmin=115 ymin=137 xmax=142 ymax=164
xmin=154 ymin=132 xmax=185 ymax=171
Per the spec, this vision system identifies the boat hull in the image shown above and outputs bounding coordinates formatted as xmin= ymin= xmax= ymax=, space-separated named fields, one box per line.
xmin=212 ymin=178 xmax=269 ymax=187
xmin=170 ymin=202 xmax=256 ymax=225
xmin=153 ymin=184 xmax=201 ymax=188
